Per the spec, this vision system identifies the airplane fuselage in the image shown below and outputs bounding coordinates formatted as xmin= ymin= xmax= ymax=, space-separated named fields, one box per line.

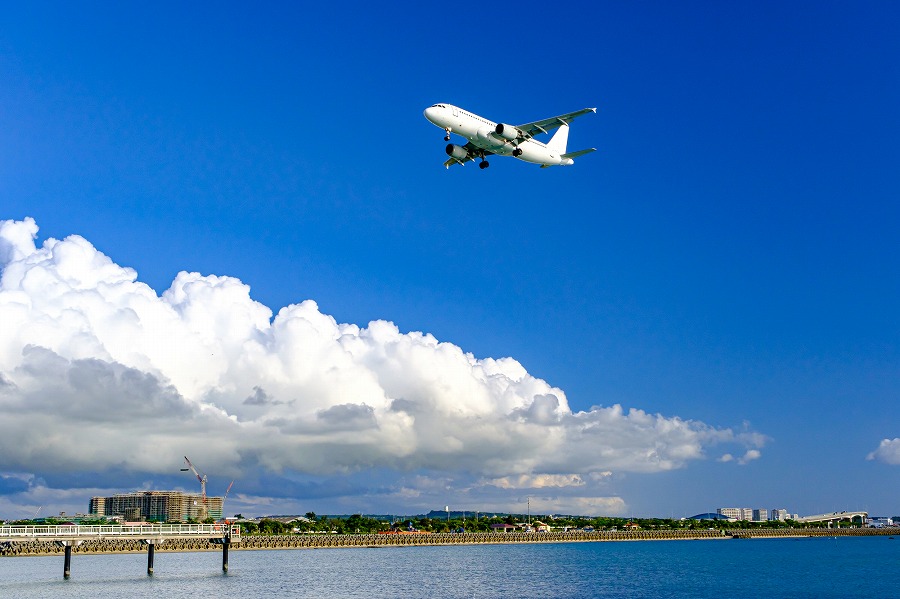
xmin=423 ymin=104 xmax=574 ymax=167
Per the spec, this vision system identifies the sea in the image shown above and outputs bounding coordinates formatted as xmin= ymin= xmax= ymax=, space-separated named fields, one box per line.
xmin=1 ymin=535 xmax=897 ymax=598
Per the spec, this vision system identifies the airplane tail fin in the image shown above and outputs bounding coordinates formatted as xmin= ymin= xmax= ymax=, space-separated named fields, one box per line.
xmin=547 ymin=123 xmax=569 ymax=153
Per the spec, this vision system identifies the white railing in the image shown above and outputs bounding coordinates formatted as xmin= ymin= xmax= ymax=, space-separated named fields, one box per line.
xmin=0 ymin=524 xmax=240 ymax=541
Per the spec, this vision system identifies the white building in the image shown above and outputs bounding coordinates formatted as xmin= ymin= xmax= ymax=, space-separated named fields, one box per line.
xmin=752 ymin=509 xmax=768 ymax=522
xmin=770 ymin=508 xmax=790 ymax=521
xmin=717 ymin=507 xmax=753 ymax=521
xmin=868 ymin=517 xmax=893 ymax=528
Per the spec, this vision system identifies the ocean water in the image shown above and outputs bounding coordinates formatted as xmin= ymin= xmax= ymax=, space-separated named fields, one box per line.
xmin=1 ymin=536 xmax=897 ymax=598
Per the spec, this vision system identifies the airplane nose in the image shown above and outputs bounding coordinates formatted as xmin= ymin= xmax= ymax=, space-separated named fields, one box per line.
xmin=424 ymin=106 xmax=438 ymax=122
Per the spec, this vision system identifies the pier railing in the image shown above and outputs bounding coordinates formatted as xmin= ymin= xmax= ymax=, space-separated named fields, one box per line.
xmin=0 ymin=523 xmax=240 ymax=543
xmin=0 ymin=524 xmax=239 ymax=578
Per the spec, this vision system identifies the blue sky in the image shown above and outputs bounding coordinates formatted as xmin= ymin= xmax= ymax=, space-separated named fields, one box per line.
xmin=1 ymin=1 xmax=898 ymax=519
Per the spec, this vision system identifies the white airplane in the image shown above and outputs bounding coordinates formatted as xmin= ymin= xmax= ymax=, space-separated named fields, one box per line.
xmin=423 ymin=103 xmax=596 ymax=169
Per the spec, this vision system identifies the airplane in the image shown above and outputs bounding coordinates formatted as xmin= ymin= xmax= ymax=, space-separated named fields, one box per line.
xmin=423 ymin=103 xmax=596 ymax=169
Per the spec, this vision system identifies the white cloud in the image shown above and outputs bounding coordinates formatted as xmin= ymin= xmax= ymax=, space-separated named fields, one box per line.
xmin=0 ymin=218 xmax=766 ymax=514
xmin=485 ymin=474 xmax=585 ymax=490
xmin=475 ymin=495 xmax=628 ymax=517
xmin=737 ymin=449 xmax=761 ymax=465
xmin=867 ymin=439 xmax=900 ymax=465
xmin=718 ymin=449 xmax=760 ymax=465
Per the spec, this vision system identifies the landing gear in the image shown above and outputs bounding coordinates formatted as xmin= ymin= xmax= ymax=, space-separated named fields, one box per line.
xmin=512 ymin=148 xmax=522 ymax=157
xmin=479 ymin=160 xmax=490 ymax=169
xmin=444 ymin=128 xmax=451 ymax=142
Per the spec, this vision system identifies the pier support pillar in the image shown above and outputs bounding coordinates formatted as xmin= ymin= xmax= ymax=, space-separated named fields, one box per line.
xmin=222 ymin=535 xmax=230 ymax=572
xmin=55 ymin=540 xmax=80 ymax=579
xmin=141 ymin=539 xmax=162 ymax=575
xmin=64 ymin=544 xmax=72 ymax=578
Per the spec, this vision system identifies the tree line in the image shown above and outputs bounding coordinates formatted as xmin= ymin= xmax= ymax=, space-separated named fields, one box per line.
xmin=232 ymin=513 xmax=836 ymax=535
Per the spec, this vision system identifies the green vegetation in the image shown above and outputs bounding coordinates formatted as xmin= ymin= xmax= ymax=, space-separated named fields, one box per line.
xmin=0 ymin=512 xmax=863 ymax=534
xmin=234 ymin=513 xmax=863 ymax=535
xmin=235 ymin=514 xmax=391 ymax=535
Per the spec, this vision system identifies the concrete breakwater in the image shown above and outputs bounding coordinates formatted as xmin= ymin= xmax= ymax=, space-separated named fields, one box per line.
xmin=1 ymin=528 xmax=894 ymax=557
xmin=729 ymin=527 xmax=897 ymax=539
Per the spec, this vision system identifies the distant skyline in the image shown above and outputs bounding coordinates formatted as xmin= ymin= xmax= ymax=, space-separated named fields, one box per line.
xmin=1 ymin=2 xmax=898 ymax=519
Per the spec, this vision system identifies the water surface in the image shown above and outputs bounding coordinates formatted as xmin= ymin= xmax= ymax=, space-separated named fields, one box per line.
xmin=1 ymin=536 xmax=896 ymax=598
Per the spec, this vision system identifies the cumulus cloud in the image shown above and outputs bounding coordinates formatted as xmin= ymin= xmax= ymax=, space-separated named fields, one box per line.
xmin=718 ymin=449 xmax=761 ymax=465
xmin=0 ymin=218 xmax=766 ymax=514
xmin=485 ymin=474 xmax=585 ymax=490
xmin=867 ymin=439 xmax=900 ymax=465
xmin=453 ymin=495 xmax=629 ymax=517
xmin=244 ymin=386 xmax=290 ymax=406
xmin=737 ymin=449 xmax=761 ymax=465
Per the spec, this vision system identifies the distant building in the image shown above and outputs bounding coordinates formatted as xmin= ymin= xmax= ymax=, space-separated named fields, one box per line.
xmin=718 ymin=507 xmax=753 ymax=521
xmin=770 ymin=508 xmax=790 ymax=521
xmin=491 ymin=523 xmax=516 ymax=533
xmin=532 ymin=520 xmax=551 ymax=532
xmin=255 ymin=515 xmax=313 ymax=525
xmin=718 ymin=507 xmax=779 ymax=522
xmin=868 ymin=517 xmax=893 ymax=528
xmin=752 ymin=509 xmax=768 ymax=522
xmin=688 ymin=512 xmax=732 ymax=521
xmin=89 ymin=491 xmax=223 ymax=522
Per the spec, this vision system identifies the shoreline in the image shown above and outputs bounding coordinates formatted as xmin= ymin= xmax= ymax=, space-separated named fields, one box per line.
xmin=1 ymin=527 xmax=895 ymax=557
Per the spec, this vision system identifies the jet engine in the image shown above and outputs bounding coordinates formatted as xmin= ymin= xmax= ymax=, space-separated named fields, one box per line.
xmin=445 ymin=144 xmax=469 ymax=161
xmin=494 ymin=123 xmax=522 ymax=141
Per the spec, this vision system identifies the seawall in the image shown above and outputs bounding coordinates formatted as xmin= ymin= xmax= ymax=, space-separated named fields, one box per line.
xmin=728 ymin=527 xmax=897 ymax=539
xmin=1 ymin=528 xmax=894 ymax=557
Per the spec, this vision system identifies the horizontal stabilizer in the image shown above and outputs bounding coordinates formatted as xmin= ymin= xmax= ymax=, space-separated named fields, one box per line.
xmin=561 ymin=148 xmax=596 ymax=159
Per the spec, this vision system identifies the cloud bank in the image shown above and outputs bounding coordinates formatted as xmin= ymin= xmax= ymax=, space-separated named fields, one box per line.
xmin=0 ymin=217 xmax=765 ymax=516
xmin=867 ymin=439 xmax=900 ymax=465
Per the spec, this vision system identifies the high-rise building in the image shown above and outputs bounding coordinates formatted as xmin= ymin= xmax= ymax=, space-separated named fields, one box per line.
xmin=89 ymin=491 xmax=224 ymax=522
xmin=717 ymin=507 xmax=754 ymax=521
xmin=752 ymin=508 xmax=768 ymax=522
xmin=770 ymin=508 xmax=789 ymax=521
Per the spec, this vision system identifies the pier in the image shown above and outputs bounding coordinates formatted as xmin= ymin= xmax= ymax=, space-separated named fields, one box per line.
xmin=2 ymin=526 xmax=895 ymax=575
xmin=0 ymin=523 xmax=240 ymax=578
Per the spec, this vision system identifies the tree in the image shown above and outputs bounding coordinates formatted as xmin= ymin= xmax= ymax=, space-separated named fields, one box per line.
xmin=238 ymin=520 xmax=258 ymax=534
xmin=258 ymin=519 xmax=291 ymax=534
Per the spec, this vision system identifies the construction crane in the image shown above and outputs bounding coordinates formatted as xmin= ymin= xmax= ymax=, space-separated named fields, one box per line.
xmin=181 ymin=456 xmax=207 ymax=498
xmin=219 ymin=480 xmax=236 ymax=523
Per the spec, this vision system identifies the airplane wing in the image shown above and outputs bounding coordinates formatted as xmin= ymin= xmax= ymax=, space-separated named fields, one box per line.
xmin=515 ymin=108 xmax=597 ymax=140
xmin=443 ymin=155 xmax=472 ymax=168
xmin=443 ymin=142 xmax=492 ymax=168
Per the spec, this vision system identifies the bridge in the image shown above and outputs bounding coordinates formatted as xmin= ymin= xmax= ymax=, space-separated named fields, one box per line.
xmin=0 ymin=523 xmax=240 ymax=578
xmin=795 ymin=511 xmax=868 ymax=526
